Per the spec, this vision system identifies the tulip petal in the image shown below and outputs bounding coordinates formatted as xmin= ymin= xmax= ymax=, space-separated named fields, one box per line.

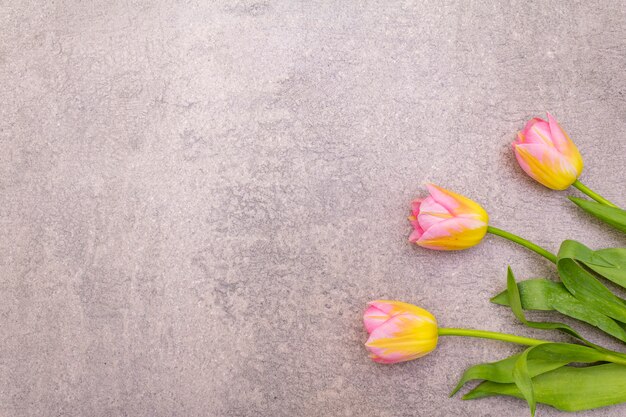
xmin=418 ymin=196 xmax=453 ymax=231
xmin=546 ymin=112 xmax=584 ymax=173
xmin=514 ymin=143 xmax=579 ymax=190
xmin=514 ymin=143 xmax=534 ymax=175
xmin=513 ymin=132 xmax=526 ymax=146
xmin=411 ymin=199 xmax=422 ymax=216
xmin=546 ymin=112 xmax=570 ymax=152
xmin=425 ymin=184 xmax=461 ymax=213
xmin=426 ymin=184 xmax=488 ymax=221
xmin=367 ymin=300 xmax=437 ymax=319
xmin=369 ymin=353 xmax=399 ymax=364
xmin=408 ymin=200 xmax=425 ymax=242
xmin=409 ymin=227 xmax=423 ymax=243
xmin=363 ymin=305 xmax=389 ymax=333
xmin=367 ymin=300 xmax=396 ymax=315
xmin=417 ymin=217 xmax=488 ymax=250
xmin=365 ymin=313 xmax=438 ymax=364
xmin=521 ymin=118 xmax=554 ymax=147
xmin=366 ymin=313 xmax=414 ymax=339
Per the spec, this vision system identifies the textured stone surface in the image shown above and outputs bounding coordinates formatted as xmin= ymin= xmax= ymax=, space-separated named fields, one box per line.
xmin=1 ymin=1 xmax=625 ymax=416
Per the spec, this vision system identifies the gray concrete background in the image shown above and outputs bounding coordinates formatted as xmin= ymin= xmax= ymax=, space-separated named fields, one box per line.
xmin=1 ymin=1 xmax=625 ymax=416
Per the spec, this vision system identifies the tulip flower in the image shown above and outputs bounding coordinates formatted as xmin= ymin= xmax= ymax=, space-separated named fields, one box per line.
xmin=514 ymin=113 xmax=617 ymax=207
xmin=364 ymin=297 xmax=626 ymax=416
xmin=408 ymin=184 xmax=488 ymax=250
xmin=364 ymin=299 xmax=556 ymax=366
xmin=512 ymin=113 xmax=625 ymax=235
xmin=409 ymin=184 xmax=557 ymax=263
xmin=362 ymin=301 xmax=626 ymax=378
xmin=513 ymin=113 xmax=584 ymax=191
xmin=364 ymin=300 xmax=439 ymax=363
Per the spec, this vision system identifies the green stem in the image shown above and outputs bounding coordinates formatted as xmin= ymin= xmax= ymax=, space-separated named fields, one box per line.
xmin=439 ymin=328 xmax=626 ymax=366
xmin=572 ymin=179 xmax=618 ymax=208
xmin=487 ymin=226 xmax=557 ymax=264
xmin=438 ymin=327 xmax=548 ymax=346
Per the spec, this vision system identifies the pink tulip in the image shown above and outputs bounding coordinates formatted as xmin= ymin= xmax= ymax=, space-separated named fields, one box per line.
xmin=364 ymin=300 xmax=438 ymax=364
xmin=408 ymin=184 xmax=489 ymax=250
xmin=513 ymin=113 xmax=584 ymax=190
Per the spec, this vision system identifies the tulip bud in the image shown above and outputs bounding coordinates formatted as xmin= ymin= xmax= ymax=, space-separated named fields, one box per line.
xmin=513 ymin=113 xmax=584 ymax=190
xmin=364 ymin=300 xmax=438 ymax=364
xmin=408 ymin=184 xmax=489 ymax=250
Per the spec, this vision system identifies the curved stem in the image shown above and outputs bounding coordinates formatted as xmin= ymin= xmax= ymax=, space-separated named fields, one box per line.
xmin=439 ymin=328 xmax=626 ymax=368
xmin=438 ymin=327 xmax=548 ymax=346
xmin=487 ymin=226 xmax=557 ymax=264
xmin=572 ymin=179 xmax=618 ymax=208
xmin=439 ymin=328 xmax=626 ymax=366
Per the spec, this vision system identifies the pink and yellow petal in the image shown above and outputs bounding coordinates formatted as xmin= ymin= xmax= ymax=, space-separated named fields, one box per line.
xmin=426 ymin=184 xmax=488 ymax=221
xmin=546 ymin=113 xmax=583 ymax=170
xmin=416 ymin=217 xmax=487 ymax=250
xmin=409 ymin=228 xmax=423 ymax=243
xmin=514 ymin=143 xmax=580 ymax=190
xmin=521 ymin=118 xmax=553 ymax=146
xmin=365 ymin=315 xmax=438 ymax=362
xmin=546 ymin=112 xmax=570 ymax=152
xmin=417 ymin=196 xmax=453 ymax=231
xmin=411 ymin=199 xmax=422 ymax=216
xmin=425 ymin=184 xmax=462 ymax=213
xmin=363 ymin=305 xmax=390 ymax=333
xmin=367 ymin=300 xmax=436 ymax=322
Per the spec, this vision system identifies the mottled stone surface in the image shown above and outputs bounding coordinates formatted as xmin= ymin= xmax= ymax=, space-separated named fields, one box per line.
xmin=1 ymin=1 xmax=625 ymax=416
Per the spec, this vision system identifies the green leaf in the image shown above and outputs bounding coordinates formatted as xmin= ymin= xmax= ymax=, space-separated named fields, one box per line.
xmin=527 ymin=342 xmax=608 ymax=363
xmin=558 ymin=240 xmax=616 ymax=268
xmin=449 ymin=353 xmax=567 ymax=397
xmin=570 ymin=197 xmax=626 ymax=234
xmin=491 ymin=278 xmax=563 ymax=311
xmin=502 ymin=267 xmax=596 ymax=345
xmin=492 ymin=278 xmax=626 ymax=343
xmin=513 ymin=347 xmax=536 ymax=416
xmin=455 ymin=342 xmax=621 ymax=416
xmin=464 ymin=363 xmax=626 ymax=412
xmin=493 ymin=242 xmax=626 ymax=343
xmin=557 ymin=239 xmax=615 ymax=268
xmin=557 ymin=256 xmax=626 ymax=324
xmin=559 ymin=239 xmax=626 ymax=288
xmin=585 ymin=248 xmax=626 ymax=288
xmin=452 ymin=342 xmax=614 ymax=400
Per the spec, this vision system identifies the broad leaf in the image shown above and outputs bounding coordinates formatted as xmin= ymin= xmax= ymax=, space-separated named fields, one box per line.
xmin=464 ymin=363 xmax=626 ymax=412
xmin=586 ymin=248 xmax=626 ymax=288
xmin=557 ymin=256 xmax=626 ymax=324
xmin=513 ymin=347 xmax=536 ymax=416
xmin=501 ymin=267 xmax=597 ymax=346
xmin=559 ymin=239 xmax=626 ymax=288
xmin=492 ymin=278 xmax=626 ymax=343
xmin=570 ymin=197 xmax=626 ymax=234
xmin=449 ymin=353 xmax=567 ymax=397
xmin=452 ymin=342 xmax=618 ymax=398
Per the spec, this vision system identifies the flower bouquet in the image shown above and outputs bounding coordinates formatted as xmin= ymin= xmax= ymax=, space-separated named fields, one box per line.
xmin=364 ymin=114 xmax=626 ymax=416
